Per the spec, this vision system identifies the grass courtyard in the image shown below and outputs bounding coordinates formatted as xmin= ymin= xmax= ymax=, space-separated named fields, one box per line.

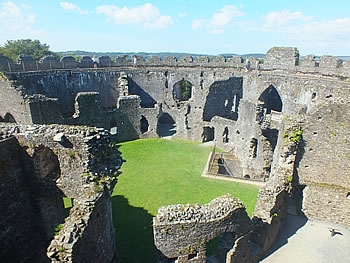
xmin=111 ymin=138 xmax=260 ymax=262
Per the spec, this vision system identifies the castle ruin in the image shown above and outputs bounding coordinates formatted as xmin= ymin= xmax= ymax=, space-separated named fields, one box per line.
xmin=0 ymin=47 xmax=349 ymax=262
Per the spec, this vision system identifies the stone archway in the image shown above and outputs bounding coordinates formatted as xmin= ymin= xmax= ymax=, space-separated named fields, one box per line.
xmin=4 ymin=112 xmax=16 ymax=123
xmin=258 ymin=85 xmax=283 ymax=113
xmin=157 ymin=112 xmax=176 ymax=137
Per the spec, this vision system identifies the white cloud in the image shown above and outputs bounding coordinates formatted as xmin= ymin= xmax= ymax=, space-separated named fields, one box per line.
xmin=210 ymin=5 xmax=244 ymax=28
xmin=260 ymin=10 xmax=350 ymax=54
xmin=262 ymin=10 xmax=312 ymax=31
xmin=192 ymin=19 xmax=203 ymax=29
xmin=192 ymin=5 xmax=244 ymax=34
xmin=60 ymin=2 xmax=88 ymax=15
xmin=0 ymin=1 xmax=33 ymax=19
xmin=0 ymin=1 xmax=40 ymax=43
xmin=96 ymin=3 xmax=173 ymax=29
xmin=144 ymin=15 xmax=173 ymax=29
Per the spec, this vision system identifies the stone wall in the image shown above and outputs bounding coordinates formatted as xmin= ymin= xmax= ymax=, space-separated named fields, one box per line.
xmin=0 ymin=124 xmax=121 ymax=263
xmin=2 ymin=48 xmax=350 ymax=78
xmin=4 ymin=71 xmax=119 ymax=117
xmin=153 ymin=195 xmax=253 ymax=262
xmin=0 ymin=75 xmax=32 ymax=124
xmin=264 ymin=47 xmax=299 ymax=69
xmin=298 ymin=101 xmax=350 ymax=225
xmin=0 ymin=136 xmax=52 ymax=263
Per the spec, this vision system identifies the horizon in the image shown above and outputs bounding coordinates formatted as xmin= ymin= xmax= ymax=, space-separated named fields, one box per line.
xmin=1 ymin=1 xmax=350 ymax=57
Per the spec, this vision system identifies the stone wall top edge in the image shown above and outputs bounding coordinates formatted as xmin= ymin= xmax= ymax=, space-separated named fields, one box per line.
xmin=154 ymin=194 xmax=244 ymax=224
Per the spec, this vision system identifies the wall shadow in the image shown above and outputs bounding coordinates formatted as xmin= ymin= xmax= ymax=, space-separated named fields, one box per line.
xmin=259 ymin=206 xmax=308 ymax=260
xmin=128 ymin=79 xmax=157 ymax=108
xmin=111 ymin=195 xmax=156 ymax=263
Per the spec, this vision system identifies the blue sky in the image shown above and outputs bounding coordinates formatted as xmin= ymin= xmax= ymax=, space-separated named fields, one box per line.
xmin=1 ymin=0 xmax=350 ymax=56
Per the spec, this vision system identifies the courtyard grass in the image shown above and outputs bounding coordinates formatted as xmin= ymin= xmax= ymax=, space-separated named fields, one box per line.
xmin=112 ymin=138 xmax=260 ymax=262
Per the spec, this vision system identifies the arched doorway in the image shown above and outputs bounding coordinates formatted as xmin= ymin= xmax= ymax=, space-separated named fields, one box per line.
xmin=157 ymin=112 xmax=176 ymax=137
xmin=140 ymin=115 xmax=149 ymax=134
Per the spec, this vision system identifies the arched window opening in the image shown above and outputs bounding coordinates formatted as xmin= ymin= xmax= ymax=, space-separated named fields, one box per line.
xmin=172 ymin=79 xmax=192 ymax=101
xmin=202 ymin=126 xmax=215 ymax=142
xmin=140 ymin=115 xmax=149 ymax=134
xmin=157 ymin=112 xmax=176 ymax=137
xmin=222 ymin=127 xmax=229 ymax=143
xmin=249 ymin=138 xmax=258 ymax=158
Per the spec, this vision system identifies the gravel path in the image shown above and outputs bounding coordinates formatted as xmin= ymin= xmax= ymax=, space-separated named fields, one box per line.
xmin=260 ymin=214 xmax=350 ymax=263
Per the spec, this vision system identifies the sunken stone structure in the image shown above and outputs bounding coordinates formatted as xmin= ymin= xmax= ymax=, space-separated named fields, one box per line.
xmin=0 ymin=46 xmax=349 ymax=262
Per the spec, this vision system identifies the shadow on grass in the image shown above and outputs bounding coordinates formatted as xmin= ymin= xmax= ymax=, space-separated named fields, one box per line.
xmin=111 ymin=195 xmax=156 ymax=263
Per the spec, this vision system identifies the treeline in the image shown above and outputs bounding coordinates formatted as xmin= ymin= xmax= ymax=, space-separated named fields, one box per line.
xmin=0 ymin=38 xmax=267 ymax=63
xmin=0 ymin=39 xmax=59 ymax=62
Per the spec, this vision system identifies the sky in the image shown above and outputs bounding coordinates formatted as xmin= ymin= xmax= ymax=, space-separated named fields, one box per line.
xmin=1 ymin=0 xmax=350 ymax=56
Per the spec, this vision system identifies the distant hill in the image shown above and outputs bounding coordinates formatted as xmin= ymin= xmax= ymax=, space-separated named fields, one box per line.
xmin=219 ymin=53 xmax=265 ymax=59
xmin=336 ymin=56 xmax=350 ymax=61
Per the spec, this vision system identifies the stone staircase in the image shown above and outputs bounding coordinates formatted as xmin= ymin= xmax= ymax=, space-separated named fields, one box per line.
xmin=207 ymin=153 xmax=241 ymax=177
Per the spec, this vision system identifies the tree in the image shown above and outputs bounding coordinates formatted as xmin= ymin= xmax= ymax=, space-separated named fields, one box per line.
xmin=0 ymin=39 xmax=56 ymax=62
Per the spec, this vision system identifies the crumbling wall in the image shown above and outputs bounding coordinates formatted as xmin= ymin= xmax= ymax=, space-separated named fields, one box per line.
xmin=0 ymin=124 xmax=121 ymax=263
xmin=0 ymin=75 xmax=32 ymax=124
xmin=264 ymin=47 xmax=299 ymax=69
xmin=153 ymin=195 xmax=252 ymax=263
xmin=299 ymin=101 xmax=350 ymax=225
xmin=0 ymin=136 xmax=51 ymax=263
xmin=226 ymin=122 xmax=301 ymax=262
xmin=4 ymin=71 xmax=119 ymax=117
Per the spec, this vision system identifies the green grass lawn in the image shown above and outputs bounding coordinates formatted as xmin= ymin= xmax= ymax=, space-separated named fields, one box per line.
xmin=112 ymin=138 xmax=260 ymax=263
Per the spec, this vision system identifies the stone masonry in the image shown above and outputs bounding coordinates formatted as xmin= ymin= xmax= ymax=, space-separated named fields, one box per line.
xmin=0 ymin=124 xmax=120 ymax=263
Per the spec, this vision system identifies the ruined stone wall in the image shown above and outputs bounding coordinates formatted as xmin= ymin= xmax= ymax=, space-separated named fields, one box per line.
xmin=2 ymin=48 xmax=349 ymax=186
xmin=5 ymin=71 xmax=119 ymax=117
xmin=264 ymin=47 xmax=299 ymax=69
xmin=153 ymin=195 xmax=252 ymax=262
xmin=298 ymin=101 xmax=350 ymax=225
xmin=114 ymin=95 xmax=141 ymax=142
xmin=0 ymin=124 xmax=121 ymax=263
xmin=0 ymin=75 xmax=32 ymax=124
xmin=0 ymin=136 xmax=51 ymax=263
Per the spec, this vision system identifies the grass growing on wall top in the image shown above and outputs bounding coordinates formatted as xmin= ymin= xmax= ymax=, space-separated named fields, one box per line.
xmin=112 ymin=138 xmax=260 ymax=262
